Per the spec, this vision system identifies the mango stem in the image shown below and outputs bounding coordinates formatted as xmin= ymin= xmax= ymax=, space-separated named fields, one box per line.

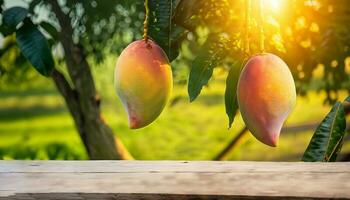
xmin=244 ymin=0 xmax=251 ymax=56
xmin=143 ymin=0 xmax=150 ymax=42
xmin=258 ymin=0 xmax=265 ymax=53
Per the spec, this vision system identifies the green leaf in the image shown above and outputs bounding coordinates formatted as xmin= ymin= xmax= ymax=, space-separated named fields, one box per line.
xmin=39 ymin=21 xmax=59 ymax=40
xmin=344 ymin=96 xmax=350 ymax=103
xmin=188 ymin=34 xmax=226 ymax=102
xmin=168 ymin=24 xmax=187 ymax=61
xmin=173 ymin=0 xmax=197 ymax=32
xmin=148 ymin=0 xmax=183 ymax=61
xmin=16 ymin=18 xmax=54 ymax=77
xmin=2 ymin=7 xmax=28 ymax=32
xmin=0 ymin=0 xmax=4 ymax=13
xmin=0 ymin=24 xmax=13 ymax=36
xmin=225 ymin=62 xmax=242 ymax=129
xmin=302 ymin=97 xmax=348 ymax=162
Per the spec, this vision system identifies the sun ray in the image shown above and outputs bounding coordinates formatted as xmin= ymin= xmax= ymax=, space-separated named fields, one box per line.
xmin=268 ymin=0 xmax=282 ymax=12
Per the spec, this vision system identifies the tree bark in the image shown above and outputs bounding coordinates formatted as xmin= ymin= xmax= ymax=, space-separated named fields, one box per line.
xmin=50 ymin=1 xmax=132 ymax=160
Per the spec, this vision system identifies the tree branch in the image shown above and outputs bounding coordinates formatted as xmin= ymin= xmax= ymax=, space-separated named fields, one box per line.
xmin=214 ymin=126 xmax=249 ymax=161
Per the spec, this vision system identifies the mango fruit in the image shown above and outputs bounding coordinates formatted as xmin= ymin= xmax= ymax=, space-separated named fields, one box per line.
xmin=114 ymin=39 xmax=173 ymax=129
xmin=237 ymin=53 xmax=296 ymax=147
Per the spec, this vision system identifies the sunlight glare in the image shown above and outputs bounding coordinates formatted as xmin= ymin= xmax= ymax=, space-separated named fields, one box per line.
xmin=267 ymin=0 xmax=282 ymax=12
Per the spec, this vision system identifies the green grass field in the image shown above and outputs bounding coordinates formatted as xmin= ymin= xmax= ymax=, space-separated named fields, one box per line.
xmin=1 ymin=59 xmax=349 ymax=161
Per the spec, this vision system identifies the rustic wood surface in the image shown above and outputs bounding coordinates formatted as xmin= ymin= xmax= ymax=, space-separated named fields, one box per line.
xmin=0 ymin=161 xmax=349 ymax=199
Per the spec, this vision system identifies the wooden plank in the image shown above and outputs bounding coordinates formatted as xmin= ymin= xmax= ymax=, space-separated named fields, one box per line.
xmin=0 ymin=161 xmax=349 ymax=199
xmin=1 ymin=161 xmax=350 ymax=173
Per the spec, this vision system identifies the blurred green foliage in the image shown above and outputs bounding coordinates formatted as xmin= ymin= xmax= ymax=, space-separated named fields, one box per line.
xmin=0 ymin=143 xmax=86 ymax=160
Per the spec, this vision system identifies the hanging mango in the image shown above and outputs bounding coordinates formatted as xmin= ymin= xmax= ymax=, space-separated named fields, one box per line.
xmin=114 ymin=0 xmax=173 ymax=129
xmin=237 ymin=53 xmax=296 ymax=146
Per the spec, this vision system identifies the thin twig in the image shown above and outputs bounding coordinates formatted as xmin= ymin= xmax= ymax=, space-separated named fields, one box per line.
xmin=143 ymin=0 xmax=150 ymax=42
xmin=258 ymin=0 xmax=265 ymax=52
xmin=214 ymin=126 xmax=249 ymax=161
xmin=244 ymin=0 xmax=251 ymax=55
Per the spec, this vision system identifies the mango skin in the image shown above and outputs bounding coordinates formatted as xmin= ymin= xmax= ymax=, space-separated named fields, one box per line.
xmin=237 ymin=53 xmax=296 ymax=147
xmin=114 ymin=39 xmax=173 ymax=129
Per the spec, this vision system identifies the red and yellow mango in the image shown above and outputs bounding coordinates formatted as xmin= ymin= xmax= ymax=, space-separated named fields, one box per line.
xmin=237 ymin=53 xmax=296 ymax=147
xmin=114 ymin=40 xmax=173 ymax=129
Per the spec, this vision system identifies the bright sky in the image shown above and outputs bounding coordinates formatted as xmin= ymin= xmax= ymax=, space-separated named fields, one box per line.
xmin=3 ymin=0 xmax=27 ymax=8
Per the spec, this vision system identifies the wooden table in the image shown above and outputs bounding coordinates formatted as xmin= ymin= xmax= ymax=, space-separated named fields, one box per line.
xmin=1 ymin=161 xmax=349 ymax=199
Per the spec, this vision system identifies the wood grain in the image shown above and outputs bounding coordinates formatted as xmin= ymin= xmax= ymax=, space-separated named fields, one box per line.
xmin=0 ymin=161 xmax=349 ymax=199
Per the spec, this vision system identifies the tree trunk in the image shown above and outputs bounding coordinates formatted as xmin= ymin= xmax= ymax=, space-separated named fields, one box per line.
xmin=50 ymin=1 xmax=132 ymax=160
